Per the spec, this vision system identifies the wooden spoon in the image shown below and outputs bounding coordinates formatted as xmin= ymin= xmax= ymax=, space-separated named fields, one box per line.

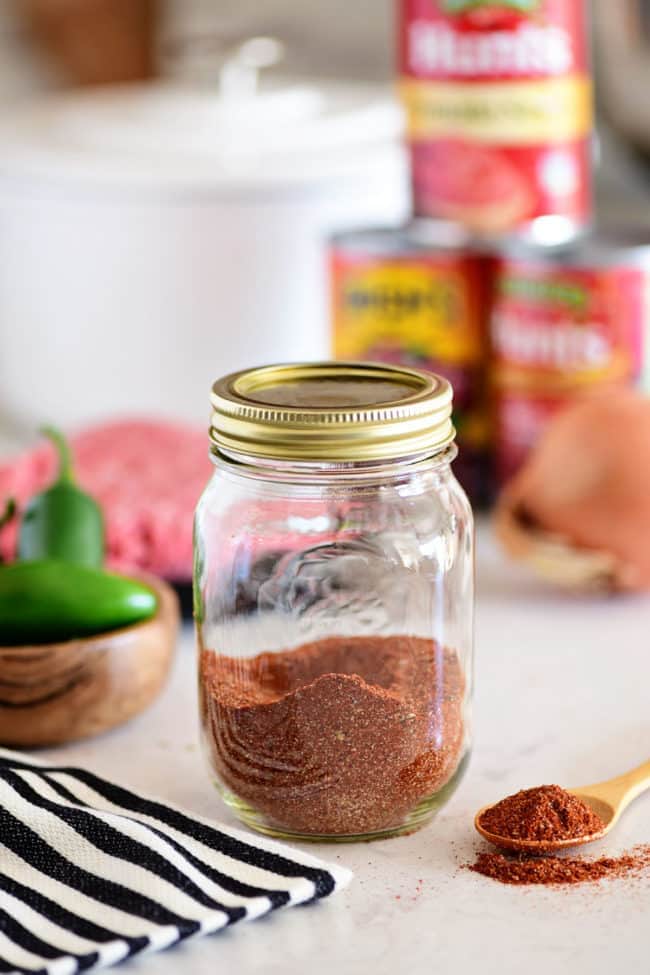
xmin=475 ymin=759 xmax=650 ymax=854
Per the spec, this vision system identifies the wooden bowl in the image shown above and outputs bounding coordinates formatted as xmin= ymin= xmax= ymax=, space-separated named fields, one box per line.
xmin=0 ymin=574 xmax=179 ymax=746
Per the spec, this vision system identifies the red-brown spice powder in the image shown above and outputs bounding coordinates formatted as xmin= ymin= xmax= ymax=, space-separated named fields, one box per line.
xmin=478 ymin=785 xmax=605 ymax=845
xmin=471 ymin=783 xmax=650 ymax=887
xmin=470 ymin=846 xmax=650 ymax=886
xmin=200 ymin=634 xmax=466 ymax=836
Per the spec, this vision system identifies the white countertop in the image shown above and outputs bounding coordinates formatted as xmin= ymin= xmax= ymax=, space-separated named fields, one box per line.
xmin=38 ymin=526 xmax=650 ymax=975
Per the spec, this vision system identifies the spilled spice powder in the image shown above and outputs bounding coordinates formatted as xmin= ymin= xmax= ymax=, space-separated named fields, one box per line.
xmin=200 ymin=634 xmax=466 ymax=836
xmin=469 ymin=846 xmax=650 ymax=886
xmin=478 ymin=785 xmax=604 ymax=845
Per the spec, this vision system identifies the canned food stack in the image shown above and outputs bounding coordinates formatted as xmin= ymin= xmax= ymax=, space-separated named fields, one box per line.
xmin=490 ymin=234 xmax=648 ymax=481
xmin=331 ymin=0 xmax=646 ymax=501
xmin=331 ymin=221 xmax=492 ymax=504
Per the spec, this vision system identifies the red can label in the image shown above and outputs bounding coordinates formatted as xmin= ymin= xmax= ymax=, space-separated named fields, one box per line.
xmin=398 ymin=0 xmax=593 ymax=232
xmin=492 ymin=256 xmax=648 ymax=480
xmin=494 ymin=387 xmax=571 ymax=483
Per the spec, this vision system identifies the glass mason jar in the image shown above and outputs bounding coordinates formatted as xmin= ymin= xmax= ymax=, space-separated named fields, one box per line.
xmin=194 ymin=362 xmax=474 ymax=841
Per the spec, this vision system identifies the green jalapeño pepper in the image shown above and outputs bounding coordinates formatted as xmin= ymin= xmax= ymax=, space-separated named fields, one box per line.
xmin=18 ymin=427 xmax=104 ymax=567
xmin=0 ymin=562 xmax=157 ymax=646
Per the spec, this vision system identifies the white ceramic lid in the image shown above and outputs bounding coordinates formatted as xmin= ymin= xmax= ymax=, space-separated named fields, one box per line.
xmin=0 ymin=77 xmax=404 ymax=194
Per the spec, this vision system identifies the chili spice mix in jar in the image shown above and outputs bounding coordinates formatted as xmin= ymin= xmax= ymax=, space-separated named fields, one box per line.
xmin=194 ymin=362 xmax=474 ymax=841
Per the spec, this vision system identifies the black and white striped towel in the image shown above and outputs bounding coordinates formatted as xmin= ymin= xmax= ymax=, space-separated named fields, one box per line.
xmin=0 ymin=749 xmax=352 ymax=975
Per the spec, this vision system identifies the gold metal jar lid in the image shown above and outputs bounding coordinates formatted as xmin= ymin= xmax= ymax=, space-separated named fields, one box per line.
xmin=210 ymin=361 xmax=454 ymax=462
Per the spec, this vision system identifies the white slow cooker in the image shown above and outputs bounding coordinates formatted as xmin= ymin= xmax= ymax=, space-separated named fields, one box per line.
xmin=0 ymin=70 xmax=408 ymax=429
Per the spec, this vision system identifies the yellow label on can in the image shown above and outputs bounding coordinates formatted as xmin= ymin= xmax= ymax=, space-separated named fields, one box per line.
xmin=332 ymin=258 xmax=483 ymax=367
xmin=399 ymin=75 xmax=592 ymax=144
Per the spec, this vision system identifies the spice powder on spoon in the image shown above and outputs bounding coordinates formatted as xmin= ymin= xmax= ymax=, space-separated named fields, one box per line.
xmin=471 ymin=784 xmax=650 ymax=886
xmin=478 ymin=785 xmax=605 ymax=845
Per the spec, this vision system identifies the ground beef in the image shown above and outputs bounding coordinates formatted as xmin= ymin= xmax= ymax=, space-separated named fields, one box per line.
xmin=0 ymin=420 xmax=209 ymax=580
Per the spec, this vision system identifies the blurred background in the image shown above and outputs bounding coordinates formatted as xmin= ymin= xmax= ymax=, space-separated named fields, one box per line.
xmin=3 ymin=0 xmax=394 ymax=92
xmin=0 ymin=0 xmax=409 ymax=438
xmin=2 ymin=0 xmax=650 ymax=592
xmin=0 ymin=1 xmax=649 ymax=437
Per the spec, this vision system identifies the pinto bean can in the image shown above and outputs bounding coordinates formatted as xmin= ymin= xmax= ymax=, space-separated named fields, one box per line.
xmin=491 ymin=231 xmax=650 ymax=481
xmin=330 ymin=222 xmax=491 ymax=504
xmin=398 ymin=0 xmax=593 ymax=237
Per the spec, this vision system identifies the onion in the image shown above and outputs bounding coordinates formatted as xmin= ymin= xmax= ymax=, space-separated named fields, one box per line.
xmin=495 ymin=389 xmax=650 ymax=591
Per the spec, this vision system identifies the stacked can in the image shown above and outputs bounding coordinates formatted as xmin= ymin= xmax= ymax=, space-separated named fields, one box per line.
xmin=331 ymin=0 xmax=601 ymax=501
xmin=491 ymin=232 xmax=650 ymax=482
xmin=331 ymin=222 xmax=491 ymax=504
xmin=398 ymin=0 xmax=593 ymax=237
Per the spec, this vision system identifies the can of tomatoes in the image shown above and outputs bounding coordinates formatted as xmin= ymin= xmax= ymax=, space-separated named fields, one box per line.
xmin=398 ymin=0 xmax=593 ymax=239
xmin=491 ymin=229 xmax=650 ymax=481
xmin=330 ymin=220 xmax=492 ymax=504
